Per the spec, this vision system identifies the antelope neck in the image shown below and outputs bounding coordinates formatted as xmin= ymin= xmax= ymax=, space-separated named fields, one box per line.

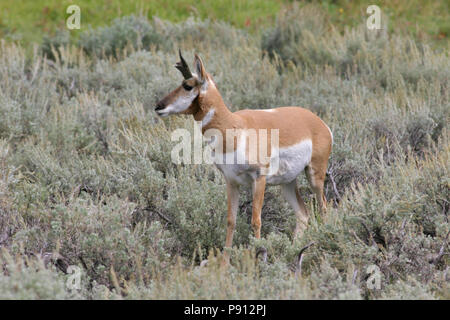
xmin=193 ymin=90 xmax=242 ymax=134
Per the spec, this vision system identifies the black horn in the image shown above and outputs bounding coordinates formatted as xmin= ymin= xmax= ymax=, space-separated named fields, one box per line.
xmin=174 ymin=49 xmax=193 ymax=79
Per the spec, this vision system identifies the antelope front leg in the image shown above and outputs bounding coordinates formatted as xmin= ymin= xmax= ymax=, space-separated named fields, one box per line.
xmin=223 ymin=182 xmax=239 ymax=264
xmin=252 ymin=175 xmax=266 ymax=239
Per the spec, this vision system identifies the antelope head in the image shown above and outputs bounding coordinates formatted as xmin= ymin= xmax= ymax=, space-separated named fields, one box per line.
xmin=155 ymin=50 xmax=210 ymax=117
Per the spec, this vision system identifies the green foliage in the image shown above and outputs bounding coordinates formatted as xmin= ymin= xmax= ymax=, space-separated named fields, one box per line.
xmin=0 ymin=251 xmax=80 ymax=299
xmin=262 ymin=4 xmax=449 ymax=91
xmin=79 ymin=15 xmax=163 ymax=58
xmin=41 ymin=29 xmax=70 ymax=60
xmin=49 ymin=15 xmax=247 ymax=59
xmin=1 ymin=0 xmax=448 ymax=49
xmin=0 ymin=5 xmax=448 ymax=299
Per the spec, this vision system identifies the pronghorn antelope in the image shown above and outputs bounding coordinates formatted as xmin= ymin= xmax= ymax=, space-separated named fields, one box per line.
xmin=155 ymin=51 xmax=332 ymax=259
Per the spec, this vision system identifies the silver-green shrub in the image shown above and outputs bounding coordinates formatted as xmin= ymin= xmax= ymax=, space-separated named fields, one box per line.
xmin=0 ymin=6 xmax=448 ymax=299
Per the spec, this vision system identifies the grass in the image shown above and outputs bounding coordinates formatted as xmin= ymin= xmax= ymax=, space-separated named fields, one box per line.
xmin=0 ymin=2 xmax=448 ymax=300
xmin=0 ymin=1 xmax=448 ymax=48
xmin=320 ymin=0 xmax=449 ymax=45
xmin=0 ymin=0 xmax=282 ymax=44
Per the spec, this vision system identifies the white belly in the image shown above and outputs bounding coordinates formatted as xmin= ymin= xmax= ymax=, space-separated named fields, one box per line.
xmin=215 ymin=140 xmax=312 ymax=186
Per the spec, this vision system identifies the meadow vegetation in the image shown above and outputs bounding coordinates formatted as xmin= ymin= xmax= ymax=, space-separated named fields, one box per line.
xmin=0 ymin=3 xmax=448 ymax=299
xmin=1 ymin=1 xmax=448 ymax=47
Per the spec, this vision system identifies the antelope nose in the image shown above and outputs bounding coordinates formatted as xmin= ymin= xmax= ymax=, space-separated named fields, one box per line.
xmin=155 ymin=102 xmax=164 ymax=111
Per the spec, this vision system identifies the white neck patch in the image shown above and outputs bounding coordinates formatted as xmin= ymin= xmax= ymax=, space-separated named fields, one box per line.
xmin=201 ymin=108 xmax=215 ymax=128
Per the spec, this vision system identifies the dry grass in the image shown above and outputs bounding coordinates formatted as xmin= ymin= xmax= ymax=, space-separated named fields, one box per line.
xmin=0 ymin=5 xmax=448 ymax=299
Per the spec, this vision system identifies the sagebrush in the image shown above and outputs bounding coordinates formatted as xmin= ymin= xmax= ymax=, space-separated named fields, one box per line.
xmin=0 ymin=5 xmax=448 ymax=299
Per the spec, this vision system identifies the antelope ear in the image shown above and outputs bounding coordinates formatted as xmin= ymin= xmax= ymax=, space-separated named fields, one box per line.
xmin=194 ymin=54 xmax=207 ymax=83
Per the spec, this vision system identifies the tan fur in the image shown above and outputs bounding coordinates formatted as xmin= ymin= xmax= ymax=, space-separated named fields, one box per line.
xmin=156 ymin=54 xmax=332 ymax=261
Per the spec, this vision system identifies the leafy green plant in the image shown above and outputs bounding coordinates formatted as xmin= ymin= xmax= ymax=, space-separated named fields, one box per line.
xmin=0 ymin=6 xmax=448 ymax=299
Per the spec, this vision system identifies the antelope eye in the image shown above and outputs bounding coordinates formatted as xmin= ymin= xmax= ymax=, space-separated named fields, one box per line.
xmin=182 ymin=83 xmax=193 ymax=91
